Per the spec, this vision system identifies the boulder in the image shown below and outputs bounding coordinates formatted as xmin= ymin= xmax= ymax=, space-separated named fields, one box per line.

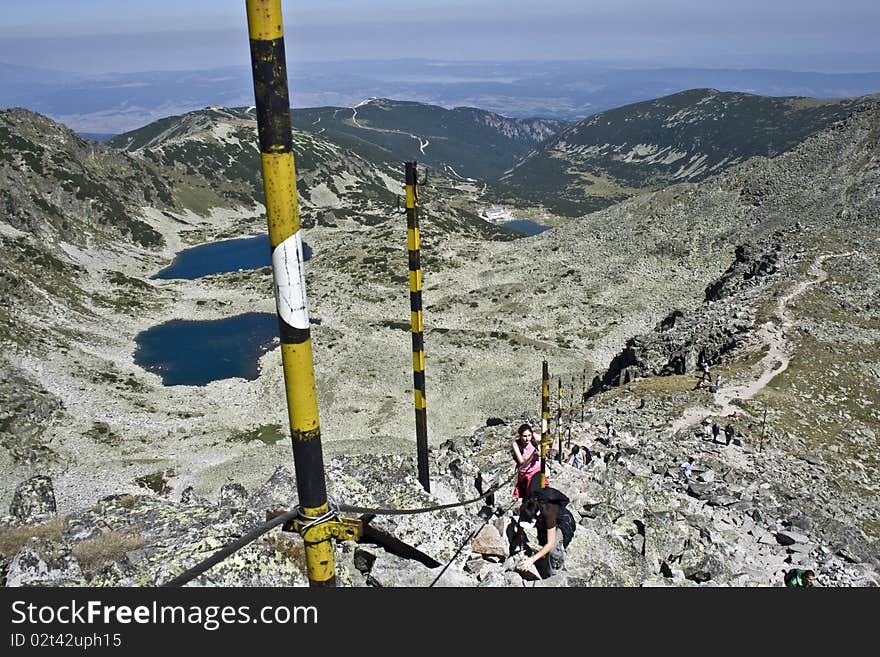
xmin=248 ymin=466 xmax=298 ymax=513
xmin=218 ymin=483 xmax=248 ymax=508
xmin=776 ymin=530 xmax=810 ymax=546
xmin=472 ymin=525 xmax=507 ymax=559
xmin=10 ymin=475 xmax=57 ymax=523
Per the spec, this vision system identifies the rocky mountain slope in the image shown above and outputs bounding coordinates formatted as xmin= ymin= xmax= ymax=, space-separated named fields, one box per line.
xmin=499 ymin=89 xmax=876 ymax=215
xmin=1 ymin=94 xmax=878 ymax=586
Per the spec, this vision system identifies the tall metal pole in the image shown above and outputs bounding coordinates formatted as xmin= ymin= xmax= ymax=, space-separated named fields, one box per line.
xmin=557 ymin=378 xmax=563 ymax=463
xmin=581 ymin=366 xmax=587 ymax=422
xmin=540 ymin=360 xmax=549 ymax=487
xmin=246 ymin=0 xmax=335 ymax=587
xmin=566 ymin=376 xmax=574 ymax=449
xmin=405 ymin=161 xmax=430 ymax=492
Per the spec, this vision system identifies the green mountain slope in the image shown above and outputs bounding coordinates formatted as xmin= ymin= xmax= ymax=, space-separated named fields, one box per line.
xmin=499 ymin=89 xmax=876 ymax=215
xmin=291 ymin=98 xmax=566 ymax=180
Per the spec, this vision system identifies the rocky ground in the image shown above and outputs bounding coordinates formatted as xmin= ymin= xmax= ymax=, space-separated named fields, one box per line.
xmin=2 ymin=410 xmax=876 ymax=587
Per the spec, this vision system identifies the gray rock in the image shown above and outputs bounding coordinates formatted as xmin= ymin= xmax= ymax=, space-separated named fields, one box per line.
xmin=6 ymin=538 xmax=82 ymax=586
xmin=472 ymin=525 xmax=507 ymax=559
xmin=353 ymin=546 xmax=378 ymax=574
xmin=218 ymin=483 xmax=248 ymax=508
xmin=10 ymin=475 xmax=56 ymax=523
xmin=776 ymin=530 xmax=810 ymax=545
xmin=247 ymin=466 xmax=298 ymax=514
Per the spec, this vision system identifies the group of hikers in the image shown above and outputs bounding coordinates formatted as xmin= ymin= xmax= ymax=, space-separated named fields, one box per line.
xmin=509 ymin=414 xmax=816 ymax=586
xmin=509 ymin=423 xmax=571 ymax=579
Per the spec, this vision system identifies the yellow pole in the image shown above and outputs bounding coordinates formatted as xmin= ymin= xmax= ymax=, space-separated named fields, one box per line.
xmin=556 ymin=378 xmax=563 ymax=463
xmin=405 ymin=161 xmax=430 ymax=492
xmin=246 ymin=0 xmax=335 ymax=587
xmin=540 ymin=360 xmax=549 ymax=487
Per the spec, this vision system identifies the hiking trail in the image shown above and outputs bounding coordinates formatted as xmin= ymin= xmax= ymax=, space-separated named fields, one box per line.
xmin=669 ymin=252 xmax=855 ymax=435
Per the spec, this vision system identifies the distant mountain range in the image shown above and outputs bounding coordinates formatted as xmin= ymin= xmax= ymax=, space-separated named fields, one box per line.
xmin=3 ymin=59 xmax=880 ymax=133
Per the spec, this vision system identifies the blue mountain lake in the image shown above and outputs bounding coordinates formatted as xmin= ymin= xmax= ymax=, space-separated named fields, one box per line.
xmin=505 ymin=220 xmax=552 ymax=236
xmin=153 ymin=234 xmax=312 ymax=279
xmin=134 ymin=312 xmax=279 ymax=386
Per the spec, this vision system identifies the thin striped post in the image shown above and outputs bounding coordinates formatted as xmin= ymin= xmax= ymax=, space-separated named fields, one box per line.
xmin=246 ymin=0 xmax=335 ymax=587
xmin=566 ymin=376 xmax=574 ymax=449
xmin=405 ymin=161 xmax=430 ymax=492
xmin=581 ymin=366 xmax=587 ymax=422
xmin=557 ymin=378 xmax=563 ymax=463
xmin=540 ymin=360 xmax=549 ymax=486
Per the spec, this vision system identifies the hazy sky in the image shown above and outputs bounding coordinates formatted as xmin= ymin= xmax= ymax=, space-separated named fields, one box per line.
xmin=1 ymin=0 xmax=878 ymax=73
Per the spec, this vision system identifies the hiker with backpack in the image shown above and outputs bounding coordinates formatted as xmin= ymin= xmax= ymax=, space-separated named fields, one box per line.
xmin=784 ymin=568 xmax=816 ymax=587
xmin=512 ymin=423 xmax=542 ymax=499
xmin=517 ymin=487 xmax=576 ymax=579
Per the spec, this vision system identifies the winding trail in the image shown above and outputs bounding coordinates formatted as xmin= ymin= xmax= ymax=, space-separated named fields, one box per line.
xmin=349 ymin=98 xmax=430 ymax=155
xmin=669 ymin=252 xmax=855 ymax=434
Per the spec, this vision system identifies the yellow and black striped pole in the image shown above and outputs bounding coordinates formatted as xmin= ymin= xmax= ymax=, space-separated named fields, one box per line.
xmin=567 ymin=376 xmax=574 ymax=449
xmin=540 ymin=360 xmax=549 ymax=486
xmin=556 ymin=378 xmax=564 ymax=463
xmin=581 ymin=366 xmax=587 ymax=422
xmin=246 ymin=0 xmax=335 ymax=587
xmin=405 ymin=161 xmax=430 ymax=492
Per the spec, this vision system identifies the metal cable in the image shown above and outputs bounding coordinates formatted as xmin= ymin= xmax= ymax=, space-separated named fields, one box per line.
xmin=160 ymin=507 xmax=299 ymax=587
xmin=429 ymin=498 xmax=519 ymax=588
xmin=336 ymin=468 xmax=516 ymax=515
xmin=161 ymin=465 xmax=517 ymax=587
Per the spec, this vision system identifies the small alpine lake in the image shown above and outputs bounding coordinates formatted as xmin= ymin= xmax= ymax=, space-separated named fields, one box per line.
xmin=504 ymin=220 xmax=552 ymax=236
xmin=153 ymin=234 xmax=312 ymax=279
xmin=134 ymin=312 xmax=279 ymax=386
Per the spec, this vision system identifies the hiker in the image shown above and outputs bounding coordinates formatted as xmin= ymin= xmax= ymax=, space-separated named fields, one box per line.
xmin=728 ymin=410 xmax=740 ymax=422
xmin=711 ymin=420 xmax=722 ymax=443
xmin=517 ymin=489 xmax=569 ymax=578
xmin=784 ymin=568 xmax=816 ymax=587
xmin=565 ymin=445 xmax=584 ymax=469
xmin=582 ymin=445 xmax=593 ymax=465
xmin=680 ymin=457 xmax=695 ymax=485
xmin=715 ymin=373 xmax=722 ymax=389
xmin=512 ymin=423 xmax=541 ymax=500
xmin=724 ymin=423 xmax=735 ymax=446
xmin=697 ymin=359 xmax=711 ymax=386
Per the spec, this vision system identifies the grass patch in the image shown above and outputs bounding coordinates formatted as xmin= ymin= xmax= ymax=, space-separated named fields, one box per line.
xmin=72 ymin=531 xmax=144 ymax=573
xmin=228 ymin=424 xmax=287 ymax=446
xmin=0 ymin=516 xmax=67 ymax=558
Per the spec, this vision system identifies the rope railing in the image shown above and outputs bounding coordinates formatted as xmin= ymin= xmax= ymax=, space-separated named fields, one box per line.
xmin=160 ymin=465 xmax=518 ymax=587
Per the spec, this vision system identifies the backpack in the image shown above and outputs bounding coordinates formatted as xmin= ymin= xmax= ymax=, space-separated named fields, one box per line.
xmin=532 ymin=486 xmax=576 ymax=548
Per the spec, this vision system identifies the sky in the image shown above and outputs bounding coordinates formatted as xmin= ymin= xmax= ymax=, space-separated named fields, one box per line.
xmin=1 ymin=0 xmax=879 ymax=73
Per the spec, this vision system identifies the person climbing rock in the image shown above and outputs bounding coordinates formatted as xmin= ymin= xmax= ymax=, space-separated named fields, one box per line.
xmin=784 ymin=568 xmax=816 ymax=587
xmin=517 ymin=488 xmax=569 ymax=579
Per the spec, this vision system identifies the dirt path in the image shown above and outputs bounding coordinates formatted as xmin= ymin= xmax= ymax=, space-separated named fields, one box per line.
xmin=669 ymin=252 xmax=855 ymax=435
